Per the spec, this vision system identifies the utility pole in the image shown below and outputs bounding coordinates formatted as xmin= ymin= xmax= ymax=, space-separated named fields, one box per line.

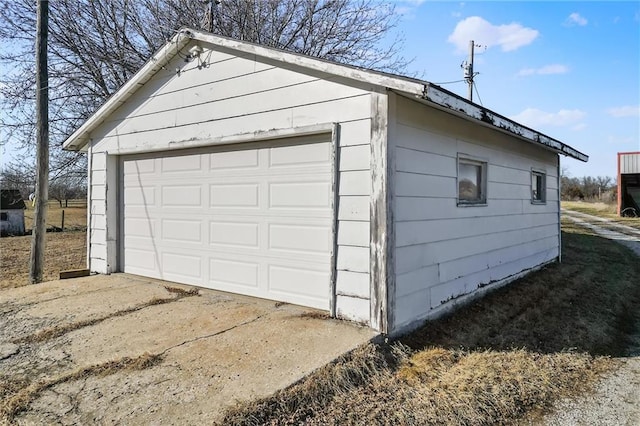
xmin=29 ymin=0 xmax=49 ymax=284
xmin=203 ymin=0 xmax=220 ymax=33
xmin=463 ymin=40 xmax=475 ymax=102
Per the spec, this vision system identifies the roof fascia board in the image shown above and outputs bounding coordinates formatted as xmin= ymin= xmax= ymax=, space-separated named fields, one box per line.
xmin=63 ymin=27 xmax=587 ymax=163
xmin=416 ymin=85 xmax=588 ymax=162
xmin=190 ymin=30 xmax=426 ymax=95
xmin=62 ymin=31 xmax=193 ymax=151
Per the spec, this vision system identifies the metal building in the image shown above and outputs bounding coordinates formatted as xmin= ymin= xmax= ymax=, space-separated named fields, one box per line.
xmin=617 ymin=152 xmax=640 ymax=216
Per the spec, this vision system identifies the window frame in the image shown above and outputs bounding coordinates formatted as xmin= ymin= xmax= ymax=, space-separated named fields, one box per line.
xmin=457 ymin=154 xmax=488 ymax=207
xmin=531 ymin=169 xmax=547 ymax=204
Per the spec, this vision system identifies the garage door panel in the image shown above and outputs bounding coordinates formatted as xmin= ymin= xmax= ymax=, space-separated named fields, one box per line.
xmin=122 ymin=137 xmax=333 ymax=310
xmin=269 ymin=182 xmax=331 ymax=208
xmin=123 ymin=158 xmax=155 ymax=174
xmin=124 ymin=187 xmax=155 ymax=205
xmin=268 ymin=224 xmax=331 ymax=254
xmin=209 ymin=258 xmax=259 ymax=288
xmin=162 ymin=252 xmax=202 ymax=282
xmin=210 ymin=149 xmax=259 ymax=169
xmin=268 ymin=265 xmax=330 ymax=305
xmin=124 ymin=218 xmax=156 ymax=237
xmin=210 ymin=183 xmax=259 ymax=208
xmin=125 ymin=248 xmax=157 ymax=273
xmin=161 ymin=154 xmax=203 ymax=173
xmin=268 ymin=142 xmax=331 ymax=167
xmin=161 ymin=185 xmax=202 ymax=207
xmin=209 ymin=221 xmax=259 ymax=248
xmin=162 ymin=219 xmax=202 ymax=243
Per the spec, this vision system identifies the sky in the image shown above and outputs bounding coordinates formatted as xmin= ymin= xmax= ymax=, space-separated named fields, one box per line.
xmin=1 ymin=1 xmax=638 ymax=180
xmin=393 ymin=0 xmax=640 ymax=179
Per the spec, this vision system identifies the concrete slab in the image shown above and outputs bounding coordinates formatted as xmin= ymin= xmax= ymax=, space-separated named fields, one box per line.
xmin=0 ymin=274 xmax=377 ymax=424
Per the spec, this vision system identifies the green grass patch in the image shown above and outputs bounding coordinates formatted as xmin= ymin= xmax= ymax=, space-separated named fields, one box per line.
xmin=220 ymin=221 xmax=640 ymax=426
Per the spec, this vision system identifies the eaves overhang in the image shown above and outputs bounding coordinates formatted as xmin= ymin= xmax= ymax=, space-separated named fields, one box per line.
xmin=62 ymin=27 xmax=588 ymax=163
xmin=62 ymin=30 xmax=194 ymax=151
xmin=411 ymin=84 xmax=589 ymax=162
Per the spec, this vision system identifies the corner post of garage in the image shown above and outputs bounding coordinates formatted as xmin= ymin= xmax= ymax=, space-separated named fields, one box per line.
xmin=329 ymin=123 xmax=341 ymax=318
xmin=105 ymin=154 xmax=119 ymax=273
xmin=370 ymin=90 xmax=395 ymax=334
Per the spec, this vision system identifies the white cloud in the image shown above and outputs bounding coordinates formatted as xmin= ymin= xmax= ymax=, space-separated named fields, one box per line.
xmin=606 ymin=105 xmax=640 ymax=118
xmin=510 ymin=108 xmax=586 ymax=128
xmin=565 ymin=13 xmax=588 ymax=26
xmin=517 ymin=64 xmax=569 ymax=76
xmin=396 ymin=0 xmax=427 ymax=18
xmin=571 ymin=123 xmax=587 ymax=131
xmin=448 ymin=16 xmax=539 ymax=53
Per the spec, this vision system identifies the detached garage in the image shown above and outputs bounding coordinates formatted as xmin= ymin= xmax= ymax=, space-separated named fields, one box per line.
xmin=63 ymin=28 xmax=588 ymax=335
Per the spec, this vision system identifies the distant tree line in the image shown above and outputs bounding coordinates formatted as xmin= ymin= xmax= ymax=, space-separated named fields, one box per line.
xmin=561 ymin=175 xmax=616 ymax=202
xmin=0 ymin=166 xmax=86 ymax=207
xmin=0 ymin=0 xmax=407 ymax=189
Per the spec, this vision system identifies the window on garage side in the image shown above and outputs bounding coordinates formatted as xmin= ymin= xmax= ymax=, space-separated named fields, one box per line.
xmin=531 ymin=170 xmax=546 ymax=204
xmin=457 ymin=156 xmax=487 ymax=205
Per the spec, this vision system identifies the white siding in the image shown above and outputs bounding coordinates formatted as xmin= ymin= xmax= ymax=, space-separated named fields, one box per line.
xmin=392 ymin=96 xmax=559 ymax=330
xmin=87 ymin=41 xmax=372 ymax=324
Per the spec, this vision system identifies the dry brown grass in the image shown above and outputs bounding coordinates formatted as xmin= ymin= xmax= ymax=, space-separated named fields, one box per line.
xmin=563 ymin=201 xmax=640 ymax=229
xmin=0 ymin=353 xmax=162 ymax=421
xmin=220 ymin=220 xmax=640 ymax=425
xmin=0 ymin=231 xmax=87 ymax=289
xmin=23 ymin=200 xmax=87 ymax=232
xmin=0 ymin=200 xmax=87 ymax=289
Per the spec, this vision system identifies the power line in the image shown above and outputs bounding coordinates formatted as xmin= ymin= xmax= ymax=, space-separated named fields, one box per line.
xmin=473 ymin=81 xmax=483 ymax=106
xmin=433 ymin=79 xmax=466 ymax=85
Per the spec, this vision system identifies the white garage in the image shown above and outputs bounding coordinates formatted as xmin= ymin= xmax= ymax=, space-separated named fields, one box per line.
xmin=64 ymin=28 xmax=587 ymax=335
xmin=121 ymin=136 xmax=334 ymax=309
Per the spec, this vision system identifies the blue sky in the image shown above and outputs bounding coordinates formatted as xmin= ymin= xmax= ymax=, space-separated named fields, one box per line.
xmin=394 ymin=0 xmax=640 ymax=178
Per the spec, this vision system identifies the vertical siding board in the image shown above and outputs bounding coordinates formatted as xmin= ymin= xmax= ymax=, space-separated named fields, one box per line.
xmin=370 ymin=91 xmax=390 ymax=332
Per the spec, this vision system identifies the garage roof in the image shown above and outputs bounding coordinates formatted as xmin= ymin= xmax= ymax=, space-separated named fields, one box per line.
xmin=62 ymin=28 xmax=588 ymax=163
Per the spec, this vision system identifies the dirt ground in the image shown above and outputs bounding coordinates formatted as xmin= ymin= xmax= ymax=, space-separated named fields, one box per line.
xmin=1 ymin=200 xmax=87 ymax=289
xmin=0 ymin=274 xmax=374 ymax=425
xmin=0 ymin=231 xmax=87 ymax=289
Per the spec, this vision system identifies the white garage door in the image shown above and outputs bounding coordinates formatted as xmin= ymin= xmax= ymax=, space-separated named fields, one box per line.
xmin=120 ymin=135 xmax=333 ymax=309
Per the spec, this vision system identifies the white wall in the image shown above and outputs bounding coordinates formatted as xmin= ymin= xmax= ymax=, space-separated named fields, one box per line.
xmin=0 ymin=210 xmax=25 ymax=236
xmin=87 ymin=41 xmax=373 ymax=324
xmin=392 ymin=95 xmax=560 ymax=330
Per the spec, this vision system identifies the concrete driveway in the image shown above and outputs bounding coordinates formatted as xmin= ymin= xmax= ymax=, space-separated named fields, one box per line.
xmin=0 ymin=274 xmax=376 ymax=424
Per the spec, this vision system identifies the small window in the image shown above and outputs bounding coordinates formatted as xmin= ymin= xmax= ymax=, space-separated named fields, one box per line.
xmin=531 ymin=170 xmax=546 ymax=203
xmin=0 ymin=212 xmax=6 ymax=221
xmin=458 ymin=156 xmax=487 ymax=205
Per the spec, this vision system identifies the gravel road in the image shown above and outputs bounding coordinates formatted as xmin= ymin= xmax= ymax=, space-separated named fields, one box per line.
xmin=538 ymin=210 xmax=640 ymax=426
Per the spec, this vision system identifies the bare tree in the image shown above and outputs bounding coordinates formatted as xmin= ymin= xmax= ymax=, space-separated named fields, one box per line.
xmin=0 ymin=0 xmax=408 ymax=182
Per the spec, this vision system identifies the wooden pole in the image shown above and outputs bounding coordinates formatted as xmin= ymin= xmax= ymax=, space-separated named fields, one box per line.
xmin=61 ymin=209 xmax=65 ymax=231
xmin=29 ymin=0 xmax=49 ymax=284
